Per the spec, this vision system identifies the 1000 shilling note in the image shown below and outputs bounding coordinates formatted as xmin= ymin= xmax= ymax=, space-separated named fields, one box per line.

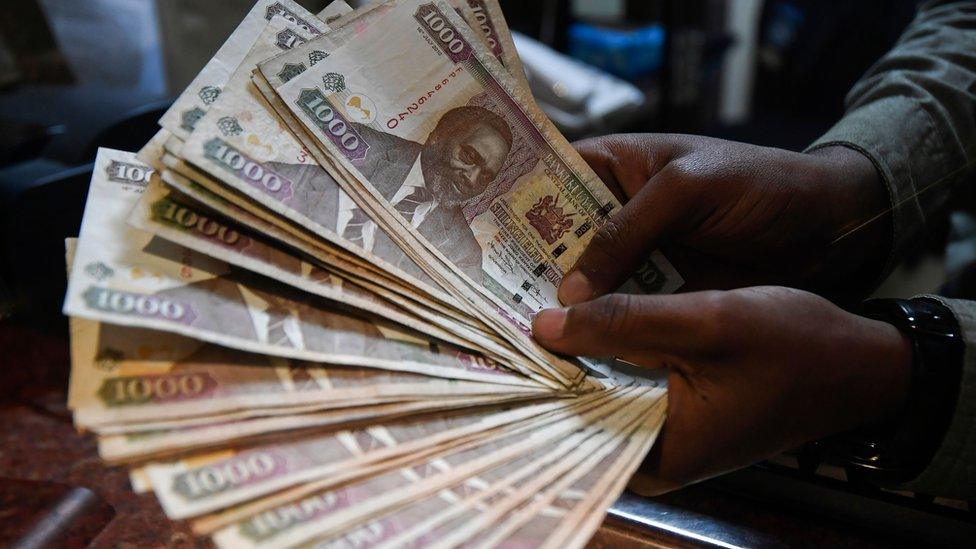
xmin=132 ymin=177 xmax=530 ymax=369
xmin=144 ymin=398 xmax=575 ymax=519
xmin=96 ymin=393 xmax=534 ymax=464
xmin=63 ymin=149 xmax=536 ymax=387
xmin=153 ymin=165 xmax=490 ymax=335
xmin=177 ymin=3 xmax=468 ymax=315
xmin=262 ymin=0 xmax=680 ymax=387
xmin=69 ymin=313 xmax=543 ymax=431
xmin=190 ymin=388 xmax=616 ymax=536
xmin=455 ymin=0 xmax=529 ymax=89
xmin=131 ymin=177 xmax=482 ymax=352
xmin=212 ymin=387 xmax=650 ymax=549
xmin=444 ymin=394 xmax=665 ymax=548
xmin=272 ymin=0 xmax=679 ymax=309
xmin=146 ymin=6 xmax=475 ymax=337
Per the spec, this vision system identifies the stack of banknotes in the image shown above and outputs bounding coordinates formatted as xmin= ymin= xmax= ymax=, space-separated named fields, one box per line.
xmin=62 ymin=1 xmax=682 ymax=546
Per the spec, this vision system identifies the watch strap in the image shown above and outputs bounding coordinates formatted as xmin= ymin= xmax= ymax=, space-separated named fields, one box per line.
xmin=831 ymin=297 xmax=964 ymax=483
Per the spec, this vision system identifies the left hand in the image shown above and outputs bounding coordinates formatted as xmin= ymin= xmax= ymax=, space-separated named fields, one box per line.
xmin=532 ymin=286 xmax=913 ymax=495
xmin=560 ymin=135 xmax=889 ymax=304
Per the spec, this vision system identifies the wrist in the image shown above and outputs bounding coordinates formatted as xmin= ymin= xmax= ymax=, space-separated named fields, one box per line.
xmin=860 ymin=317 xmax=914 ymax=423
xmin=807 ymin=145 xmax=891 ymax=298
xmin=808 ymin=145 xmax=885 ymax=234
xmin=827 ymin=313 xmax=913 ymax=432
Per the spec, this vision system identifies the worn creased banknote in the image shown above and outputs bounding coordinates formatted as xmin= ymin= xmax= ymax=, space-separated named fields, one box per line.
xmin=257 ymin=0 xmax=680 ymax=388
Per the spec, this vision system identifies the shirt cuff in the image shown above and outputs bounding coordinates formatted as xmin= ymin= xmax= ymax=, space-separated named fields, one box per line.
xmin=806 ymin=96 xmax=944 ymax=284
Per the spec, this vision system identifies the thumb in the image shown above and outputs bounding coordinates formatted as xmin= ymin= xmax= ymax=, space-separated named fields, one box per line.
xmin=532 ymin=292 xmax=720 ymax=359
xmin=559 ymin=168 xmax=693 ymax=305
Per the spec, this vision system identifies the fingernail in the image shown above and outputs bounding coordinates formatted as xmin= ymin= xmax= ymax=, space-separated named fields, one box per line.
xmin=532 ymin=308 xmax=568 ymax=340
xmin=559 ymin=271 xmax=593 ymax=305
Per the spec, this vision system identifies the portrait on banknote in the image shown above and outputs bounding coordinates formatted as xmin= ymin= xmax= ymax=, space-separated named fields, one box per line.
xmin=349 ymin=105 xmax=514 ymax=282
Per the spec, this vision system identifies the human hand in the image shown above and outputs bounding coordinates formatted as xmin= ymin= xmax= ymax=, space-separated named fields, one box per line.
xmin=532 ymin=286 xmax=912 ymax=495
xmin=562 ymin=134 xmax=889 ymax=304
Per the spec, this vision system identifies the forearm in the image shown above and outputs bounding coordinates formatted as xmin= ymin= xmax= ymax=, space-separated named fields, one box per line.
xmin=809 ymin=1 xmax=976 ymax=277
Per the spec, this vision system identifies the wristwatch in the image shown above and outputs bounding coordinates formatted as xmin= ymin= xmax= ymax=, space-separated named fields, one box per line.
xmin=825 ymin=297 xmax=964 ymax=484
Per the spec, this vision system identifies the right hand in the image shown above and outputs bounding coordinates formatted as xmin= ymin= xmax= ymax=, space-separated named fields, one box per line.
xmin=533 ymin=286 xmax=912 ymax=495
xmin=560 ymin=134 xmax=891 ymax=305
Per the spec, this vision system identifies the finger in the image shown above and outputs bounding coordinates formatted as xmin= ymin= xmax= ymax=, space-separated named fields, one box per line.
xmin=532 ymin=291 xmax=724 ymax=359
xmin=573 ymin=136 xmax=623 ymax=198
xmin=559 ymin=165 xmax=695 ymax=305
xmin=574 ymin=134 xmax=681 ymax=198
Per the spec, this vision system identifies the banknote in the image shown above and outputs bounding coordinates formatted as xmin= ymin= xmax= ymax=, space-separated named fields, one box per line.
xmin=251 ymin=32 xmax=581 ymax=386
xmin=507 ymin=400 xmax=666 ymax=549
xmin=369 ymin=393 xmax=662 ymax=549
xmin=211 ymin=387 xmax=654 ymax=549
xmin=258 ymin=1 xmax=521 ymax=91
xmin=69 ymin=313 xmax=545 ymax=431
xmin=455 ymin=0 xmax=528 ymax=88
xmin=158 ymin=0 xmax=339 ymax=141
xmin=156 ymin=7 xmax=440 ymax=304
xmin=155 ymin=4 xmax=552 ymax=379
xmin=175 ymin=2 xmax=475 ymax=317
xmin=189 ymin=388 xmax=618 ymax=535
xmin=97 ymin=392 xmax=537 ymax=463
xmin=157 ymin=161 xmax=423 ymax=302
xmin=210 ymin=435 xmax=564 ymax=547
xmin=153 ymin=158 xmax=508 ymax=360
xmin=202 ymin=394 xmax=620 ymax=547
xmin=153 ymin=164 xmax=491 ymax=334
xmin=93 ymin=403 xmax=402 ymax=435
xmin=131 ymin=177 xmax=482 ymax=352
xmin=257 ymin=0 xmax=679 ymax=387
xmin=439 ymin=394 xmax=665 ymax=548
xmin=64 ymin=149 xmax=536 ymax=387
xmin=134 ymin=175 xmax=529 ymax=368
xmin=144 ymin=397 xmax=584 ymax=519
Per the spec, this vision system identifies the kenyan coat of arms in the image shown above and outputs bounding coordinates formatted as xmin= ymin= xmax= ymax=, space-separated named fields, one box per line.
xmin=525 ymin=195 xmax=575 ymax=245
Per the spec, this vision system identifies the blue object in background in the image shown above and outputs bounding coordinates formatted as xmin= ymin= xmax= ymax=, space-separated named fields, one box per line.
xmin=568 ymin=23 xmax=665 ymax=80
xmin=765 ymin=3 xmax=805 ymax=52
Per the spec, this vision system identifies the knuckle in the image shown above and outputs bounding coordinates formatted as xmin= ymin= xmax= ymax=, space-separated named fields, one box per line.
xmin=572 ymin=136 xmax=605 ymax=156
xmin=663 ymin=158 xmax=699 ymax=183
xmin=694 ymin=291 xmax=736 ymax=351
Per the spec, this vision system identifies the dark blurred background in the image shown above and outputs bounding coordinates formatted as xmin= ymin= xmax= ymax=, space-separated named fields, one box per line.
xmin=0 ymin=0 xmax=924 ymax=331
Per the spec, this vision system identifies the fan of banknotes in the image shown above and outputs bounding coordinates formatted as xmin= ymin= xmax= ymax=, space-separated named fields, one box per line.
xmin=62 ymin=1 xmax=682 ymax=547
